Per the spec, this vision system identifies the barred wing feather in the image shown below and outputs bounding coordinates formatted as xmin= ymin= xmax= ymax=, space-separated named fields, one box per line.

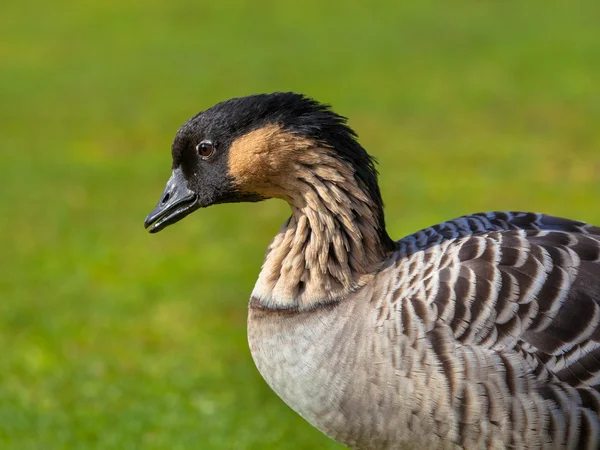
xmin=391 ymin=211 xmax=600 ymax=448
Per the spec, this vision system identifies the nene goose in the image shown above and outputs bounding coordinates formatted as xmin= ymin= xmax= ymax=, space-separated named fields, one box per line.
xmin=144 ymin=92 xmax=600 ymax=449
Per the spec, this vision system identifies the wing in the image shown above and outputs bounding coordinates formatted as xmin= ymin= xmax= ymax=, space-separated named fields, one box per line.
xmin=390 ymin=211 xmax=600 ymax=447
xmin=425 ymin=216 xmax=600 ymax=371
xmin=394 ymin=211 xmax=600 ymax=357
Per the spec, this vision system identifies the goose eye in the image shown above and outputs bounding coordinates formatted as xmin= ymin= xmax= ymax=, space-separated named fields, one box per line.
xmin=196 ymin=140 xmax=215 ymax=159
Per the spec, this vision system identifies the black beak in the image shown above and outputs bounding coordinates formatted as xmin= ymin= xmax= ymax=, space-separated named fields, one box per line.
xmin=144 ymin=168 xmax=200 ymax=233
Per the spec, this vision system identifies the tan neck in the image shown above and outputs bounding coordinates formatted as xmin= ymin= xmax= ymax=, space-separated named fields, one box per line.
xmin=251 ymin=151 xmax=391 ymax=310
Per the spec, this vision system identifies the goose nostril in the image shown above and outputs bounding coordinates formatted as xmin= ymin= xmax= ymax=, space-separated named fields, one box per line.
xmin=162 ymin=193 xmax=170 ymax=204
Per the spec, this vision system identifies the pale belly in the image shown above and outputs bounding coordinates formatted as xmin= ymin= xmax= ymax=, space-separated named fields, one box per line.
xmin=246 ymin=301 xmax=458 ymax=449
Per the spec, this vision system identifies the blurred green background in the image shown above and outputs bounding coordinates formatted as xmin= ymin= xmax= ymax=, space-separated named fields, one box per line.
xmin=1 ymin=0 xmax=599 ymax=448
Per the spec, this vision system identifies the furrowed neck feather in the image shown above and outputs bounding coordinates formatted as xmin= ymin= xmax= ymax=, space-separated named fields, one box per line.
xmin=251 ymin=147 xmax=394 ymax=310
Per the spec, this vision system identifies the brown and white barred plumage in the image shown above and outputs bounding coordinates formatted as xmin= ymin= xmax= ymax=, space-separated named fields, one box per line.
xmin=388 ymin=211 xmax=600 ymax=448
xmin=249 ymin=211 xmax=600 ymax=449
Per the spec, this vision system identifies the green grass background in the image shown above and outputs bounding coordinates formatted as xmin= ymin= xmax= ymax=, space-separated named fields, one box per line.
xmin=1 ymin=0 xmax=599 ymax=448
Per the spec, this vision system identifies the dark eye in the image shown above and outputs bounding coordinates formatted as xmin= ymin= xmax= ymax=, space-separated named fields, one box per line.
xmin=196 ymin=140 xmax=215 ymax=159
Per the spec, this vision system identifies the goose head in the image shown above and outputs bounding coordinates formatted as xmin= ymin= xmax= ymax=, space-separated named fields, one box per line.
xmin=144 ymin=92 xmax=387 ymax=239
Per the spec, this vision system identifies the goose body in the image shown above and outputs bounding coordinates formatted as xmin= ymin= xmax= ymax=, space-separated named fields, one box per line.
xmin=249 ymin=212 xmax=600 ymax=449
xmin=145 ymin=93 xmax=600 ymax=449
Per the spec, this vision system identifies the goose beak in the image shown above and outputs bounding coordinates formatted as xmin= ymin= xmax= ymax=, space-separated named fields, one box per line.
xmin=144 ymin=168 xmax=200 ymax=233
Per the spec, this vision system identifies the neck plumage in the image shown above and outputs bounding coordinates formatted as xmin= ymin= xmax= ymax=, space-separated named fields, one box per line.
xmin=251 ymin=149 xmax=393 ymax=310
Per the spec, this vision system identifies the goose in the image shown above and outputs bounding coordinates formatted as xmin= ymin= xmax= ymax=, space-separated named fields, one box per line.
xmin=144 ymin=92 xmax=600 ymax=449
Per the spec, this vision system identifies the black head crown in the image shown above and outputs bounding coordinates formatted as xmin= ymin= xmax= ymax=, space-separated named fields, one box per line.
xmin=145 ymin=92 xmax=385 ymax=233
xmin=172 ymin=92 xmax=369 ymax=166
